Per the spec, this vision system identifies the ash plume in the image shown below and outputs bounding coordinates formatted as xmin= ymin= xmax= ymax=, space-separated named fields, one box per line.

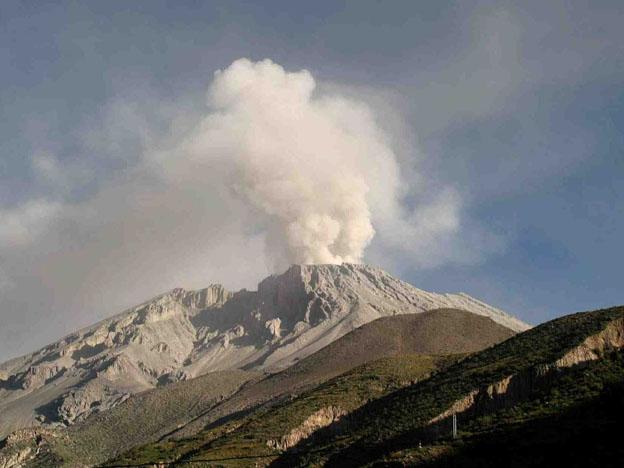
xmin=182 ymin=58 xmax=405 ymax=267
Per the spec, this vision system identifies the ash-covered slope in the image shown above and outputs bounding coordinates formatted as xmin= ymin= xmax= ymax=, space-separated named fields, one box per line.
xmin=0 ymin=264 xmax=528 ymax=438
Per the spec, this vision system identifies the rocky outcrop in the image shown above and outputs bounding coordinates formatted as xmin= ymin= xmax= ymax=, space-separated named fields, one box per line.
xmin=555 ymin=317 xmax=624 ymax=368
xmin=429 ymin=389 xmax=480 ymax=425
xmin=55 ymin=382 xmax=131 ymax=425
xmin=0 ymin=428 xmax=58 ymax=468
xmin=427 ymin=317 xmax=624 ymax=433
xmin=15 ymin=364 xmax=66 ymax=391
xmin=265 ymin=318 xmax=282 ymax=340
xmin=0 ymin=446 xmax=34 ymax=468
xmin=4 ymin=428 xmax=57 ymax=446
xmin=174 ymin=285 xmax=232 ymax=310
xmin=267 ymin=406 xmax=347 ymax=451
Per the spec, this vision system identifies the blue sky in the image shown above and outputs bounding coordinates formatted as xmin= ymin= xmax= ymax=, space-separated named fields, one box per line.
xmin=1 ymin=0 xmax=623 ymax=359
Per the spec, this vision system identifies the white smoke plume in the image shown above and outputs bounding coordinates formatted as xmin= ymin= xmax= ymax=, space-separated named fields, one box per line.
xmin=173 ymin=58 xmax=408 ymax=267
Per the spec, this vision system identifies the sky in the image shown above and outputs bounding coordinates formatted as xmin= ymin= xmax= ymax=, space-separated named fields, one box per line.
xmin=1 ymin=0 xmax=623 ymax=361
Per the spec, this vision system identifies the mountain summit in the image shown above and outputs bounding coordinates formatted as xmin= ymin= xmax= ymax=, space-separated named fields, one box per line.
xmin=0 ymin=264 xmax=528 ymax=437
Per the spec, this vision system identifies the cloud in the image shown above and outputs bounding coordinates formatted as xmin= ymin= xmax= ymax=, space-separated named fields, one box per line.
xmin=1 ymin=2 xmax=622 ymax=361
xmin=178 ymin=58 xmax=381 ymax=266
xmin=32 ymin=152 xmax=64 ymax=185
xmin=31 ymin=151 xmax=95 ymax=196
xmin=0 ymin=199 xmax=62 ymax=249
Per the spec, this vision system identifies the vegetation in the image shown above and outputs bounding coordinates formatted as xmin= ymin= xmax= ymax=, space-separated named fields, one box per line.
xmin=384 ymin=358 xmax=624 ymax=467
xmin=106 ymin=354 xmax=457 ymax=466
xmin=107 ymin=308 xmax=511 ymax=451
xmin=45 ymin=369 xmax=257 ymax=466
xmin=104 ymin=307 xmax=511 ymax=466
xmin=275 ymin=306 xmax=624 ymax=466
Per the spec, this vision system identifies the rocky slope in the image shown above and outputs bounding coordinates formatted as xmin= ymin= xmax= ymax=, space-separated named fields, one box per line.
xmin=0 ymin=263 xmax=528 ymax=438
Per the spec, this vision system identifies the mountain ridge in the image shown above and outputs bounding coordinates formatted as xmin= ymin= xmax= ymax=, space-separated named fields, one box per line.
xmin=0 ymin=263 xmax=528 ymax=439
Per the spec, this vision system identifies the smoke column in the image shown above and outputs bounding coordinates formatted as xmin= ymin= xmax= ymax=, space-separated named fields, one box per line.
xmin=183 ymin=58 xmax=405 ymax=268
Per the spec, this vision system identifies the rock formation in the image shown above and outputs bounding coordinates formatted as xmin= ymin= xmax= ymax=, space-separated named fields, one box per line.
xmin=427 ymin=316 xmax=624 ymax=432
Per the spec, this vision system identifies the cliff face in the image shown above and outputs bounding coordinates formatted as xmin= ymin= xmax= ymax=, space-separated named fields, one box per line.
xmin=0 ymin=264 xmax=527 ymax=438
xmin=0 ymin=428 xmax=60 ymax=468
xmin=427 ymin=317 xmax=624 ymax=433
xmin=267 ymin=406 xmax=347 ymax=451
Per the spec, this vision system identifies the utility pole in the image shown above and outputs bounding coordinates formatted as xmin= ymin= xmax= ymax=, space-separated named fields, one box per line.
xmin=452 ymin=413 xmax=458 ymax=439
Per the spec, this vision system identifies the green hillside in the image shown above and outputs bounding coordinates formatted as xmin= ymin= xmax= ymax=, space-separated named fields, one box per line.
xmin=6 ymin=306 xmax=619 ymax=467
xmin=275 ymin=306 xmax=624 ymax=467
xmin=388 ymin=370 xmax=624 ymax=467
xmin=106 ymin=354 xmax=457 ymax=467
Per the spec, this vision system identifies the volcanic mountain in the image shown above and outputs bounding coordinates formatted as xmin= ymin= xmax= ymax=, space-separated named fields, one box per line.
xmin=0 ymin=264 xmax=528 ymax=438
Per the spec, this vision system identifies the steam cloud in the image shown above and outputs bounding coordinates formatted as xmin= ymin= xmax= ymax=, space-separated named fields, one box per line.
xmin=179 ymin=58 xmax=405 ymax=267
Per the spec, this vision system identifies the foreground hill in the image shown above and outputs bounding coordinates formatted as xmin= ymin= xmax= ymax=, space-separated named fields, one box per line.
xmin=275 ymin=306 xmax=624 ymax=467
xmin=0 ymin=264 xmax=527 ymax=438
xmin=391 ymin=375 xmax=624 ymax=467
xmin=0 ymin=309 xmax=516 ymax=466
xmin=110 ymin=354 xmax=458 ymax=467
